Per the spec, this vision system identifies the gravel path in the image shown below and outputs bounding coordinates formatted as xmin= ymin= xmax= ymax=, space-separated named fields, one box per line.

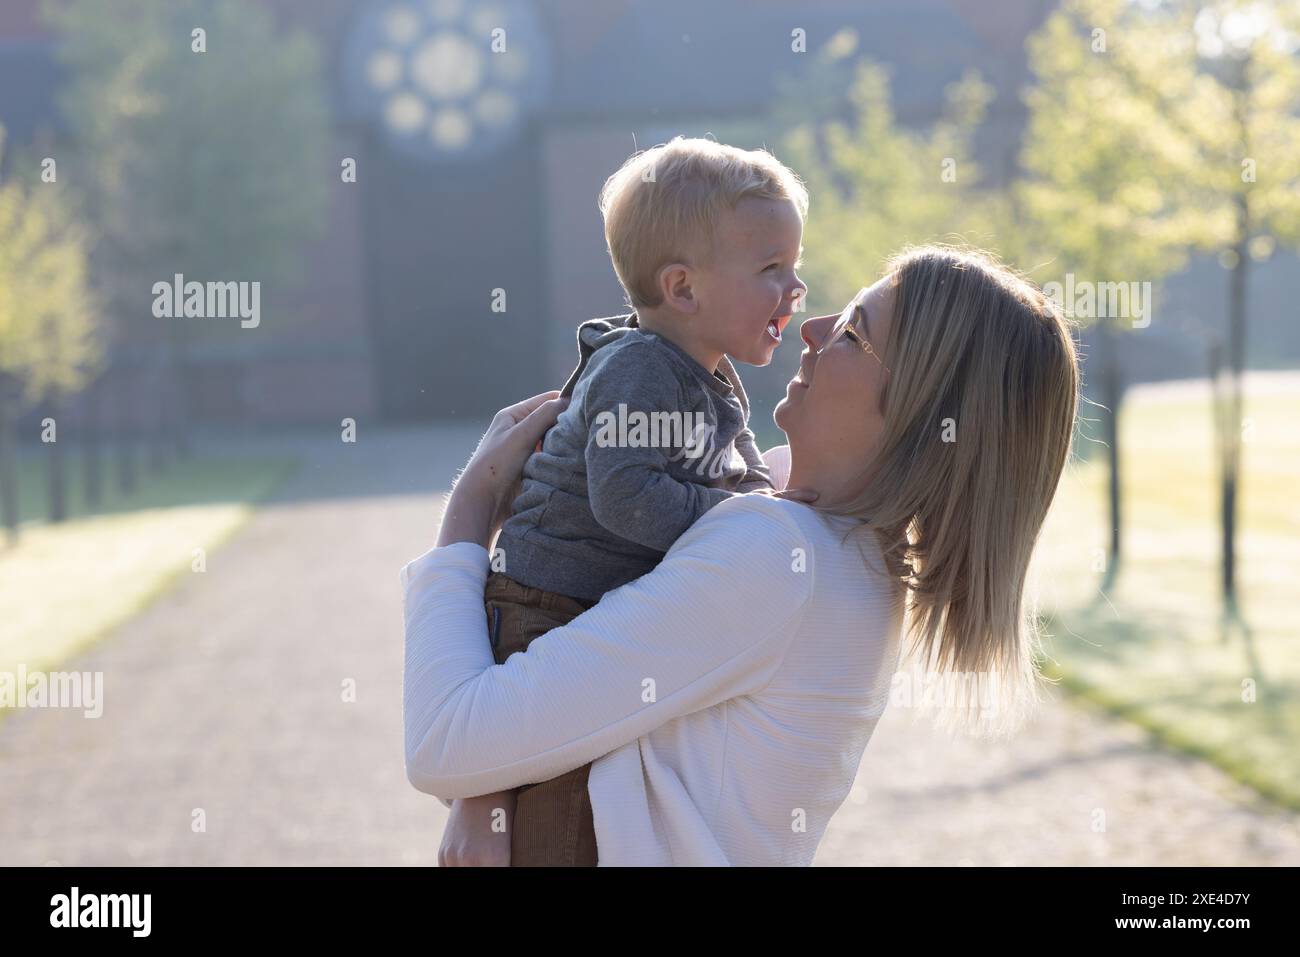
xmin=2 ymin=428 xmax=1296 ymax=866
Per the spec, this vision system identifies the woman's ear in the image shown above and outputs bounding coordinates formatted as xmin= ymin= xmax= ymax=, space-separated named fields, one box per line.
xmin=656 ymin=263 xmax=699 ymax=315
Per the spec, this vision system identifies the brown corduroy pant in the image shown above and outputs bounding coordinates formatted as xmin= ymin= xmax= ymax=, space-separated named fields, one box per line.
xmin=484 ymin=572 xmax=600 ymax=867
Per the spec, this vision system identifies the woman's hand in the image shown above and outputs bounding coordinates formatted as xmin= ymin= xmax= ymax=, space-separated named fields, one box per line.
xmin=436 ymin=391 xmax=569 ymax=549
xmin=438 ymin=792 xmax=518 ymax=867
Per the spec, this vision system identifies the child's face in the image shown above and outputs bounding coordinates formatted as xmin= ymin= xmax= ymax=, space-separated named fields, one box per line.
xmin=691 ymin=197 xmax=807 ymax=367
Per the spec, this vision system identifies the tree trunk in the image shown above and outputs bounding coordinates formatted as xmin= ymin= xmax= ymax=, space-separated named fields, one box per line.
xmin=1222 ymin=194 xmax=1249 ymax=618
xmin=172 ymin=348 xmax=189 ymax=460
xmin=1219 ymin=55 xmax=1253 ymax=624
xmin=1209 ymin=339 xmax=1234 ymax=643
xmin=148 ymin=355 xmax=169 ymax=475
xmin=114 ymin=360 xmax=137 ymax=496
xmin=47 ymin=389 xmax=66 ymax=522
xmin=1099 ymin=318 xmax=1124 ymax=590
xmin=82 ymin=374 xmax=103 ymax=510
xmin=0 ymin=376 xmax=19 ymax=546
xmin=170 ymin=336 xmax=191 ymax=460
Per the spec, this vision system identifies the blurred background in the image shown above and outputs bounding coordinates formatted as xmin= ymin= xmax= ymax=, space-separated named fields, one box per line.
xmin=0 ymin=0 xmax=1297 ymax=865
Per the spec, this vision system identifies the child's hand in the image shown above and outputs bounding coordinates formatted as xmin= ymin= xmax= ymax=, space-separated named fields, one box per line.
xmin=438 ymin=791 xmax=517 ymax=867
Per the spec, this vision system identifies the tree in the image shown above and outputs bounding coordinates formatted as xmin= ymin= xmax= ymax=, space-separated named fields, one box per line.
xmin=0 ymin=128 xmax=101 ymax=542
xmin=45 ymin=0 xmax=330 ymax=458
xmin=1019 ymin=0 xmax=1194 ymax=591
xmin=775 ymin=31 xmax=996 ymax=312
xmin=1151 ymin=0 xmax=1300 ymax=621
xmin=1033 ymin=0 xmax=1300 ymax=620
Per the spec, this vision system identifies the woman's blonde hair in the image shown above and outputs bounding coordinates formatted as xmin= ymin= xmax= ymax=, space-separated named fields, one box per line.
xmin=825 ymin=245 xmax=1080 ymax=738
xmin=599 ymin=136 xmax=809 ymax=309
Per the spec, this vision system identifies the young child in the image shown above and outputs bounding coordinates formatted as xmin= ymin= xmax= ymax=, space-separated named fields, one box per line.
xmin=465 ymin=136 xmax=808 ymax=865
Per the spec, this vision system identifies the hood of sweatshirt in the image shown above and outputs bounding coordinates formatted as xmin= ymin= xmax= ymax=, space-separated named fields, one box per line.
xmin=557 ymin=311 xmax=751 ymax=419
xmin=558 ymin=313 xmax=639 ymax=399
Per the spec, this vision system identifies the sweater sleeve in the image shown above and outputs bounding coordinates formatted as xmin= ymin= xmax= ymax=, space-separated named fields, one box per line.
xmin=733 ymin=426 xmax=775 ymax=493
xmin=582 ymin=342 xmax=733 ymax=552
xmin=401 ymin=495 xmax=813 ymax=799
xmin=715 ymin=356 xmax=773 ymax=494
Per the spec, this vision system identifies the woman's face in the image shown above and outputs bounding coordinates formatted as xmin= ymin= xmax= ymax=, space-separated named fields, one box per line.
xmin=774 ymin=274 xmax=897 ymax=488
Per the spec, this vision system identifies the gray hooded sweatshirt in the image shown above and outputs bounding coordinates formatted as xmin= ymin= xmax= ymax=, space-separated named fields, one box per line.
xmin=494 ymin=313 xmax=773 ymax=602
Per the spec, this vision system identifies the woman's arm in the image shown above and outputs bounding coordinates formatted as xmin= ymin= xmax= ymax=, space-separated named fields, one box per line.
xmin=403 ymin=494 xmax=814 ymax=799
xmin=405 ymin=392 xmax=811 ymax=795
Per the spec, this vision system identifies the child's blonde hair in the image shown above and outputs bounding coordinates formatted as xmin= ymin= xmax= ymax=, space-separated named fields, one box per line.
xmin=598 ymin=136 xmax=809 ymax=309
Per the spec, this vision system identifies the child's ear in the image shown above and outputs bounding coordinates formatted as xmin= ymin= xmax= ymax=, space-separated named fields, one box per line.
xmin=657 ymin=263 xmax=699 ymax=315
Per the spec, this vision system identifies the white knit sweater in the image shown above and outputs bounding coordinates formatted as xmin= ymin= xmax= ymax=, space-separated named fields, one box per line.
xmin=402 ymin=493 xmax=905 ymax=866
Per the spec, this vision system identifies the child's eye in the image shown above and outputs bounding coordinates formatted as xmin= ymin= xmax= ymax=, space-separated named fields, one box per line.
xmin=763 ymin=263 xmax=780 ymax=272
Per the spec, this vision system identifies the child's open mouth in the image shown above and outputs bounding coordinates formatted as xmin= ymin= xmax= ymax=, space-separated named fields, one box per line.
xmin=766 ymin=315 xmax=791 ymax=343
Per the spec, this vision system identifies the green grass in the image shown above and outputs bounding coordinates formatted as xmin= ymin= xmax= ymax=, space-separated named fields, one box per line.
xmin=6 ymin=446 xmax=281 ymax=525
xmin=0 ymin=451 xmax=298 ymax=704
xmin=1033 ymin=373 xmax=1300 ymax=809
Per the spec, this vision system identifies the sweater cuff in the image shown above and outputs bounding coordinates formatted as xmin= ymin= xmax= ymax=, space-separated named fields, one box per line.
xmin=399 ymin=540 xmax=490 ymax=591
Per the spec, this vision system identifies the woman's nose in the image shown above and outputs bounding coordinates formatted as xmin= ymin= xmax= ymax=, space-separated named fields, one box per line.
xmin=800 ymin=314 xmax=834 ymax=351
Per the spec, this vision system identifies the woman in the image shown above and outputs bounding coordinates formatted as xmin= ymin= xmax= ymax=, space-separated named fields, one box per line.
xmin=403 ymin=245 xmax=1080 ymax=866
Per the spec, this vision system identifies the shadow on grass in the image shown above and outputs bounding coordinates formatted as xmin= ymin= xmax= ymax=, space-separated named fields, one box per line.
xmin=1038 ymin=605 xmax=1300 ymax=811
xmin=1045 ymin=600 xmax=1191 ymax=654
